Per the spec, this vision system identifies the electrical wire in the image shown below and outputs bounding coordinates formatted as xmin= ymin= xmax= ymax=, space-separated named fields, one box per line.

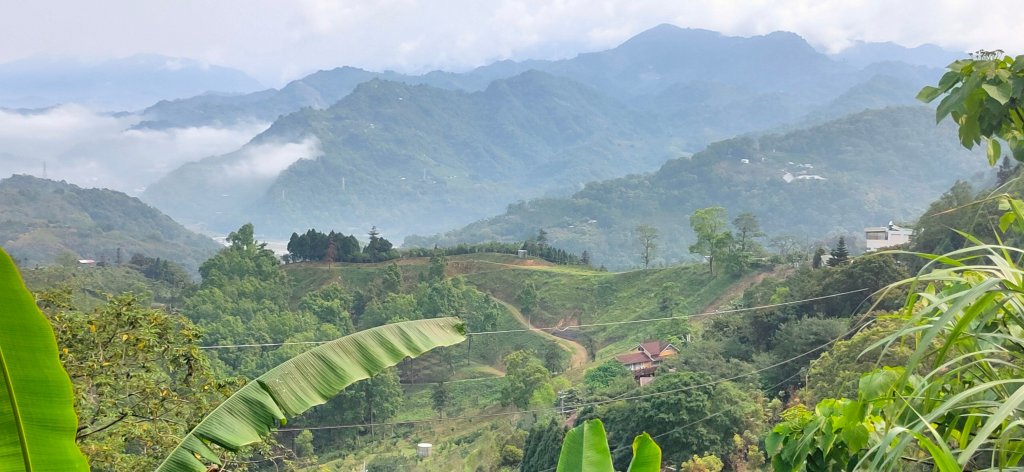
xmin=198 ymin=288 xmax=870 ymax=349
xmin=275 ymin=318 xmax=870 ymax=433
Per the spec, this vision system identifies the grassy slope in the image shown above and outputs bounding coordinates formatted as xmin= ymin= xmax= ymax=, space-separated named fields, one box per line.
xmin=285 ymin=253 xmax=743 ymax=364
xmin=284 ymin=253 xmax=746 ymax=470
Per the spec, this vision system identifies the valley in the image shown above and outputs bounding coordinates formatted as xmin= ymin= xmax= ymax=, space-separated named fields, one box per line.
xmin=2 ymin=11 xmax=1023 ymax=472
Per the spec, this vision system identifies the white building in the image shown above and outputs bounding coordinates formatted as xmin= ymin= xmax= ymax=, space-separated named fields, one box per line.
xmin=864 ymin=221 xmax=913 ymax=251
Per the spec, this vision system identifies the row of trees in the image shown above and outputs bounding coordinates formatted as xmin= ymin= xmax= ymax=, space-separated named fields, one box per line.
xmin=285 ymin=226 xmax=397 ymax=263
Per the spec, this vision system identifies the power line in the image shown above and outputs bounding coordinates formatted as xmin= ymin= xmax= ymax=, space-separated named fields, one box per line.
xmin=199 ymin=288 xmax=869 ymax=350
xmin=275 ymin=319 xmax=869 ymax=433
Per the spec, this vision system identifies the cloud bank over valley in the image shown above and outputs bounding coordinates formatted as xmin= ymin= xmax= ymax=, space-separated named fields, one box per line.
xmin=0 ymin=105 xmax=269 ymax=194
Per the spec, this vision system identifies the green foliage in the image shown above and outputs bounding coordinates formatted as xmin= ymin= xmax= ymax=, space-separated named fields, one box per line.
xmin=583 ymin=360 xmax=632 ymax=392
xmin=156 ymin=317 xmax=466 ymax=471
xmin=430 ymin=382 xmax=451 ymax=418
xmin=501 ymin=444 xmax=524 ymax=468
xmin=428 ymin=250 xmax=448 ymax=281
xmin=732 ymin=212 xmax=765 ymax=253
xmin=515 ymin=282 xmax=539 ymax=316
xmin=555 ymin=419 xmax=661 ymax=472
xmin=768 ymin=242 xmax=1024 ymax=470
xmin=0 ymin=248 xmax=89 ymax=471
xmin=765 ymin=396 xmax=873 ymax=472
xmin=689 ymin=207 xmax=729 ymax=275
xmin=826 ymin=236 xmax=849 ymax=266
xmin=286 ymin=228 xmax=363 ymax=262
xmin=757 ymin=317 xmax=849 ymax=390
xmin=293 ymin=430 xmax=314 ymax=459
xmin=413 ymin=107 xmax=987 ymax=269
xmin=803 ymin=315 xmax=914 ymax=405
xmin=0 ymin=175 xmax=221 ymax=274
xmin=522 ymin=417 xmax=565 ymax=472
xmin=918 ymin=52 xmax=1024 ymax=162
xmin=599 ymin=373 xmax=764 ymax=468
xmin=42 ymin=291 xmax=228 ymax=471
xmin=501 ymin=350 xmax=551 ymax=409
xmin=635 ymin=224 xmax=658 ymax=268
xmin=679 ymin=454 xmax=724 ymax=472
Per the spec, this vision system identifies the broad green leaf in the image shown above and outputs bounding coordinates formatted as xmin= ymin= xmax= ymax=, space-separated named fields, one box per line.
xmin=916 ymin=85 xmax=944 ymax=103
xmin=556 ymin=419 xmax=615 ymax=472
xmin=0 ymin=247 xmax=89 ymax=472
xmin=858 ymin=367 xmax=902 ymax=402
xmin=626 ymin=432 xmax=661 ymax=472
xmin=156 ymin=317 xmax=466 ymax=472
xmin=982 ymin=81 xmax=1013 ymax=105
xmin=987 ymin=137 xmax=1002 ymax=165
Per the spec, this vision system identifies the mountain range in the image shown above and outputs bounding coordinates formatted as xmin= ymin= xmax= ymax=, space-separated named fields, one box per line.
xmin=0 ymin=55 xmax=263 ymax=111
xmin=139 ymin=25 xmax=964 ymax=242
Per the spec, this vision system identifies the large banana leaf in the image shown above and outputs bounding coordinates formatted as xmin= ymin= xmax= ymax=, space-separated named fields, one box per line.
xmin=557 ymin=419 xmax=615 ymax=472
xmin=157 ymin=317 xmax=466 ymax=472
xmin=0 ymin=248 xmax=88 ymax=471
xmin=556 ymin=419 xmax=661 ymax=472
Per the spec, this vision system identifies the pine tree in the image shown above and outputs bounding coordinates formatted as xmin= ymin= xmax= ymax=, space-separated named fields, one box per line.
xmin=580 ymin=250 xmax=591 ymax=266
xmin=827 ymin=237 xmax=850 ymax=266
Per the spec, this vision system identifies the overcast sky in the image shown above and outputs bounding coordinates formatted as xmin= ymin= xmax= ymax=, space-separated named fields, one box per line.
xmin=1 ymin=0 xmax=1018 ymax=86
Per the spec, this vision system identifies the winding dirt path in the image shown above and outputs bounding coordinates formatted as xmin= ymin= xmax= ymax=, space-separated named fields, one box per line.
xmin=492 ymin=298 xmax=588 ymax=369
xmin=699 ymin=266 xmax=794 ymax=316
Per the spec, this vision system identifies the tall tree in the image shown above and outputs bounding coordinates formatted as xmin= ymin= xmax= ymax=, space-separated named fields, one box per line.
xmin=430 ymin=382 xmax=451 ymax=418
xmin=827 ymin=236 xmax=850 ymax=266
xmin=689 ymin=207 xmax=730 ymax=275
xmin=501 ymin=350 xmax=550 ymax=409
xmin=428 ymin=250 xmax=447 ymax=281
xmin=732 ymin=212 xmax=764 ymax=252
xmin=635 ymin=224 xmax=659 ymax=269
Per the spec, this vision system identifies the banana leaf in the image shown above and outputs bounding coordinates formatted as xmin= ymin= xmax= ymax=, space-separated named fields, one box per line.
xmin=556 ymin=419 xmax=662 ymax=472
xmin=157 ymin=317 xmax=466 ymax=471
xmin=0 ymin=247 xmax=88 ymax=471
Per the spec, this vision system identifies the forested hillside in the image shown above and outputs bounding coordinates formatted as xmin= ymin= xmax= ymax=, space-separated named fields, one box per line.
xmin=0 ymin=174 xmax=221 ymax=273
xmin=143 ymin=71 xmax=674 ymax=237
xmin=138 ymin=25 xmax=950 ymax=243
xmin=408 ymin=106 xmax=988 ymax=269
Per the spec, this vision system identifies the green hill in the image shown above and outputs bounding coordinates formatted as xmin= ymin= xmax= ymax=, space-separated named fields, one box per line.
xmin=407 ymin=106 xmax=989 ymax=269
xmin=284 ymin=253 xmax=744 ymax=363
xmin=0 ymin=174 xmax=221 ymax=274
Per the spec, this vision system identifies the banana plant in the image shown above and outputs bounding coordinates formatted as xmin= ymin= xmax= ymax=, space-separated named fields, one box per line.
xmin=157 ymin=317 xmax=466 ymax=472
xmin=556 ymin=419 xmax=661 ymax=472
xmin=0 ymin=247 xmax=88 ymax=471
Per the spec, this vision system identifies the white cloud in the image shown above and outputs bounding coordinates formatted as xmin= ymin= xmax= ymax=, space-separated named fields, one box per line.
xmin=0 ymin=105 xmax=267 ymax=193
xmin=222 ymin=137 xmax=321 ymax=180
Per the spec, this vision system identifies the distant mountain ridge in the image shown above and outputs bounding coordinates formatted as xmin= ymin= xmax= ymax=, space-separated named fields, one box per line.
xmin=137 ymin=25 xmax=956 ymax=131
xmin=138 ymin=25 xmax=968 ymax=250
xmin=0 ymin=54 xmax=263 ymax=110
xmin=0 ymin=175 xmax=221 ymax=274
xmin=405 ymin=106 xmax=988 ymax=269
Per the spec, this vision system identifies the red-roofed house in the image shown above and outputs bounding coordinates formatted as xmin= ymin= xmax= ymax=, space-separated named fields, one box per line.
xmin=615 ymin=340 xmax=680 ymax=380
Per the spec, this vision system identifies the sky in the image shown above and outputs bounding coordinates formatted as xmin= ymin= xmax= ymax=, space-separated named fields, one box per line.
xmin=0 ymin=0 xmax=1019 ymax=86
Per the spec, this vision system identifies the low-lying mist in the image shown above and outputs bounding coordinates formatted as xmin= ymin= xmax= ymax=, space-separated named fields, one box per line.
xmin=0 ymin=104 xmax=268 ymax=194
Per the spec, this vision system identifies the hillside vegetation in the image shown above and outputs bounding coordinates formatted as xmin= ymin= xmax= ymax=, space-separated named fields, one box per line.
xmin=140 ymin=25 xmax=945 ymax=242
xmin=409 ymin=106 xmax=988 ymax=269
xmin=0 ymin=175 xmax=221 ymax=274
xmin=144 ymin=72 xmax=674 ymax=237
